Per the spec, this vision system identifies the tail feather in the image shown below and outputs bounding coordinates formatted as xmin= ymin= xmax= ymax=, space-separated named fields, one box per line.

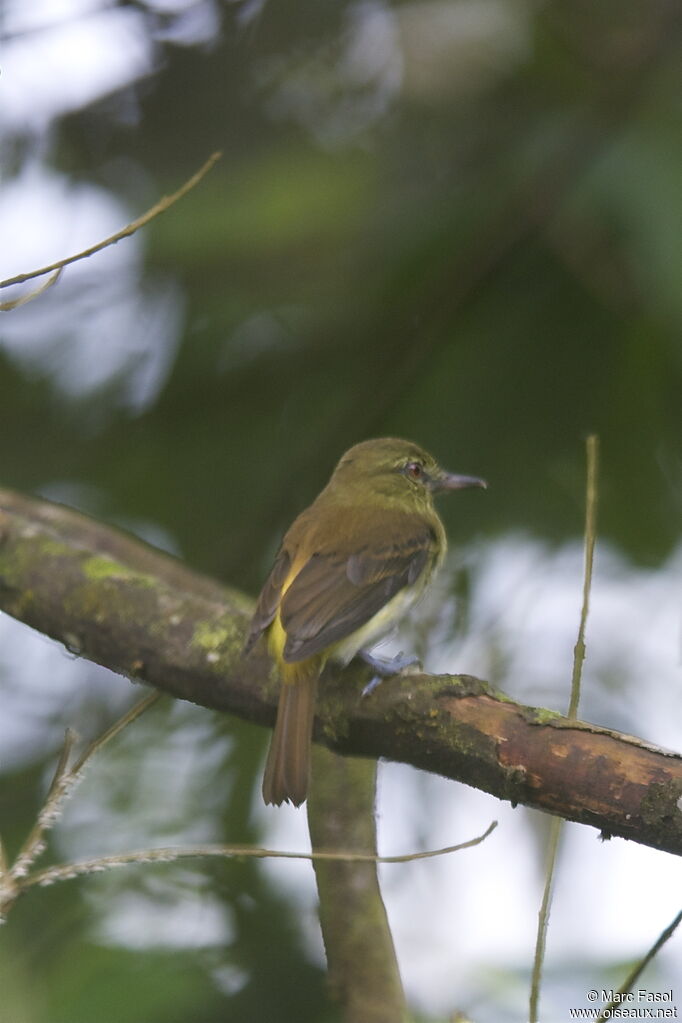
xmin=262 ymin=667 xmax=318 ymax=806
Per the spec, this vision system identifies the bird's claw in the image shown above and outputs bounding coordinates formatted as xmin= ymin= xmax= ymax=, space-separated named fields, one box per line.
xmin=359 ymin=650 xmax=422 ymax=697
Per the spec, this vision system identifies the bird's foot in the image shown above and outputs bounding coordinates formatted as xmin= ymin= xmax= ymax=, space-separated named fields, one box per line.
xmin=360 ymin=650 xmax=422 ymax=697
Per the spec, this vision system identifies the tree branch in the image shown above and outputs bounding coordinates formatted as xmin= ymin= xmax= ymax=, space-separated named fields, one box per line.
xmin=1 ymin=488 xmax=681 ymax=856
xmin=308 ymin=748 xmax=407 ymax=1023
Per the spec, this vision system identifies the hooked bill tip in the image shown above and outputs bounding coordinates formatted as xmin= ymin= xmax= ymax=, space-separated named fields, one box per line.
xmin=437 ymin=472 xmax=488 ymax=491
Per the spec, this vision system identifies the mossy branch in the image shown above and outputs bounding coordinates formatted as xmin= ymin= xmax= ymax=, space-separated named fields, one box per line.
xmin=0 ymin=488 xmax=681 ymax=856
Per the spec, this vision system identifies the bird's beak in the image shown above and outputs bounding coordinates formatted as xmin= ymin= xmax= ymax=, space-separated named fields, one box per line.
xmin=430 ymin=471 xmax=488 ymax=493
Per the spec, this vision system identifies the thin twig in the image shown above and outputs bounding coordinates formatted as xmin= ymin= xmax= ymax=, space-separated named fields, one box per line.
xmin=4 ymin=693 xmax=495 ymax=913
xmin=0 ymin=151 xmax=222 ymax=290
xmin=10 ymin=729 xmax=79 ymax=879
xmin=528 ymin=817 xmax=563 ymax=1023
xmin=568 ymin=434 xmax=599 ymax=719
xmin=597 ymin=909 xmax=682 ymax=1023
xmin=0 ymin=835 xmax=9 ymax=877
xmin=529 ymin=435 xmax=600 ymax=1023
xmin=8 ymin=692 xmax=162 ymax=884
xmin=71 ymin=690 xmax=162 ymax=774
xmin=22 ymin=820 xmax=498 ymax=891
xmin=0 ymin=269 xmax=62 ymax=311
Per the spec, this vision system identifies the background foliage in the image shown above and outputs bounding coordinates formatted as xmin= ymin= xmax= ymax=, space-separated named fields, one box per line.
xmin=1 ymin=1 xmax=681 ymax=1020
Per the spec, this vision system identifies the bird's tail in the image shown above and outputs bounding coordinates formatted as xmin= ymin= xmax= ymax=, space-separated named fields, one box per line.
xmin=262 ymin=661 xmax=319 ymax=806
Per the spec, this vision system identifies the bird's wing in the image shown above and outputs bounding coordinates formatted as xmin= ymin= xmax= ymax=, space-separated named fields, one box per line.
xmin=242 ymin=547 xmax=291 ymax=656
xmin=280 ymin=523 xmax=435 ymax=662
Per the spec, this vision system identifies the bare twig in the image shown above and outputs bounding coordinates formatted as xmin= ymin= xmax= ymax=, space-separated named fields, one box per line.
xmin=0 ymin=151 xmax=222 ymax=292
xmin=71 ymin=690 xmax=162 ymax=774
xmin=0 ymin=670 xmax=495 ymax=921
xmin=10 ymin=729 xmax=79 ymax=880
xmin=568 ymin=434 xmax=599 ymax=719
xmin=22 ymin=821 xmax=499 ymax=892
xmin=597 ymin=909 xmax=682 ymax=1023
xmin=529 ymin=434 xmax=600 ymax=1023
xmin=0 ymin=691 xmax=162 ymax=919
xmin=0 ymin=835 xmax=9 ymax=878
xmin=0 ymin=269 xmax=62 ymax=311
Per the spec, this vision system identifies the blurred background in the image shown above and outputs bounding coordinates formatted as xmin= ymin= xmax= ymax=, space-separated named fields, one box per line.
xmin=1 ymin=1 xmax=681 ymax=1020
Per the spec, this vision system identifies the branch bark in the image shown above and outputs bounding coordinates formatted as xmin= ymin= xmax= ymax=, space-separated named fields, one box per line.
xmin=1 ymin=488 xmax=681 ymax=856
xmin=308 ymin=748 xmax=407 ymax=1023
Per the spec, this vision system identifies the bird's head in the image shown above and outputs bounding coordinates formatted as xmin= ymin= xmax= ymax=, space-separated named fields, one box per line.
xmin=327 ymin=437 xmax=487 ymax=511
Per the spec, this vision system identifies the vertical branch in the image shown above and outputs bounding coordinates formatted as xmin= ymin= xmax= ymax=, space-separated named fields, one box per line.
xmin=529 ymin=435 xmax=600 ymax=1023
xmin=307 ymin=747 xmax=407 ymax=1023
xmin=568 ymin=434 xmax=600 ymax=719
xmin=528 ymin=822 xmax=563 ymax=1023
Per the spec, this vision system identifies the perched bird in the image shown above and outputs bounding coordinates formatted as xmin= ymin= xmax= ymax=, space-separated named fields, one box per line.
xmin=243 ymin=437 xmax=487 ymax=806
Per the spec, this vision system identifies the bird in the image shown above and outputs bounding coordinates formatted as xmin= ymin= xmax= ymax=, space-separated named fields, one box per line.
xmin=243 ymin=437 xmax=487 ymax=806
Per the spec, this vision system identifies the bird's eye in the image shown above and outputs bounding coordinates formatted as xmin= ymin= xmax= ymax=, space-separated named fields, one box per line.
xmin=405 ymin=461 xmax=424 ymax=480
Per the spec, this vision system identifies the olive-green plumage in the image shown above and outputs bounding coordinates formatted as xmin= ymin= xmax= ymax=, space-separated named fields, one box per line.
xmin=244 ymin=437 xmax=486 ymax=806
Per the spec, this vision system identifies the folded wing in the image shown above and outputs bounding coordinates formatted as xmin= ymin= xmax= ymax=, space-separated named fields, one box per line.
xmin=280 ymin=525 xmax=435 ymax=661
